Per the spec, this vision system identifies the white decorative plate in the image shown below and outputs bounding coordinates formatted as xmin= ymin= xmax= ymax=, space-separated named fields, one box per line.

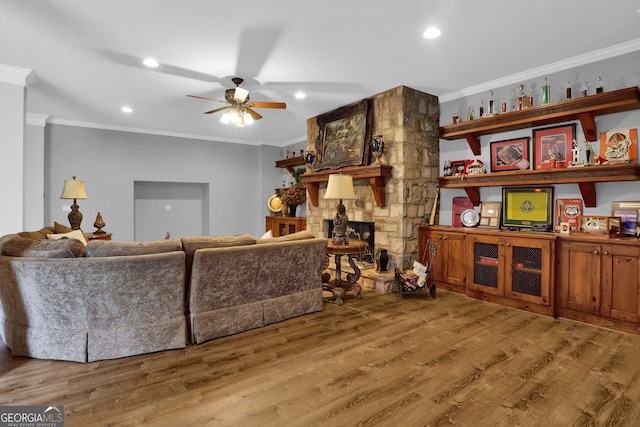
xmin=461 ymin=209 xmax=480 ymax=227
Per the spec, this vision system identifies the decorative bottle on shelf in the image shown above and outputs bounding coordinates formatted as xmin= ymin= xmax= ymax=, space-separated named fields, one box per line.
xmin=501 ymin=96 xmax=507 ymax=113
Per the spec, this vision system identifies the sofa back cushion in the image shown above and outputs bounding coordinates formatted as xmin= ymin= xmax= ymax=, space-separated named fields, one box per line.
xmin=181 ymin=234 xmax=256 ymax=283
xmin=1 ymin=236 xmax=87 ymax=258
xmin=47 ymin=229 xmax=89 ymax=246
xmin=255 ymin=230 xmax=315 ymax=244
xmin=86 ymin=239 xmax=182 ymax=257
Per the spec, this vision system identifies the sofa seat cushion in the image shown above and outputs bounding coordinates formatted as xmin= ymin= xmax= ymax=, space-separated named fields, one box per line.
xmin=255 ymin=230 xmax=315 ymax=244
xmin=1 ymin=236 xmax=87 ymax=258
xmin=86 ymin=239 xmax=182 ymax=257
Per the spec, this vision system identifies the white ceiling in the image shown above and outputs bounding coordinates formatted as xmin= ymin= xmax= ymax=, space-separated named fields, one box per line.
xmin=2 ymin=1 xmax=640 ymax=147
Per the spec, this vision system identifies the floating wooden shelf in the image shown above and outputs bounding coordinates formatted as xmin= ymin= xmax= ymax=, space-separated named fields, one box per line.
xmin=300 ymin=164 xmax=393 ymax=207
xmin=438 ymin=163 xmax=640 ymax=207
xmin=439 ymin=87 xmax=640 ymax=155
xmin=275 ymin=156 xmax=305 ymax=174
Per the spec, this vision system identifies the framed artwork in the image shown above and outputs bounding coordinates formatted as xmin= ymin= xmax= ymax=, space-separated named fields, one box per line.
xmin=533 ymin=124 xmax=576 ymax=169
xmin=452 ymin=197 xmax=474 ymax=227
xmin=502 ymin=187 xmax=554 ymax=230
xmin=314 ymin=99 xmax=372 ymax=171
xmin=554 ymin=198 xmax=582 ymax=232
xmin=479 ymin=201 xmax=502 ymax=228
xmin=490 ymin=137 xmax=530 ymax=172
xmin=599 ymin=128 xmax=637 ymax=164
xmin=612 ymin=201 xmax=640 ymax=236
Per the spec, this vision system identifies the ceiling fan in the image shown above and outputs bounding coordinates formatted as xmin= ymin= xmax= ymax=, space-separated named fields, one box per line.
xmin=187 ymin=77 xmax=286 ymax=126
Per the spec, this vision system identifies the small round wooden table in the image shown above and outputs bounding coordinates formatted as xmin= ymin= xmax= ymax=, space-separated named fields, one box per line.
xmin=323 ymin=239 xmax=368 ymax=305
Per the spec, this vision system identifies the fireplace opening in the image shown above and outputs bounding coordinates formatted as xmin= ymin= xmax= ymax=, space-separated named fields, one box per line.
xmin=325 ymin=220 xmax=375 ymax=264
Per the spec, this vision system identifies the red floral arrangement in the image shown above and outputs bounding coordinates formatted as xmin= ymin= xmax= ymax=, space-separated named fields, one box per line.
xmin=279 ymin=186 xmax=306 ymax=205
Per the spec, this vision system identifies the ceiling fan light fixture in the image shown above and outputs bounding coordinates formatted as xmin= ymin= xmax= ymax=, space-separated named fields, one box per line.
xmin=243 ymin=112 xmax=254 ymax=125
xmin=220 ymin=111 xmax=231 ymax=124
xmin=234 ymin=87 xmax=249 ymax=102
xmin=236 ymin=113 xmax=245 ymax=127
xmin=142 ymin=58 xmax=159 ymax=68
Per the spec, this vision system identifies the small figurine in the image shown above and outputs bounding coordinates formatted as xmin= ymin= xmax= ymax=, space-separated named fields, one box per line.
xmin=542 ymin=75 xmax=550 ymax=104
xmin=566 ymin=80 xmax=572 ymax=100
xmin=581 ymin=80 xmax=589 ymax=97
xmin=595 ymin=74 xmax=604 ymax=94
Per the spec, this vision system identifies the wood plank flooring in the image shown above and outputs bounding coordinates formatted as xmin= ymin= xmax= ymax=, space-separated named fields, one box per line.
xmin=2 ymin=290 xmax=640 ymax=426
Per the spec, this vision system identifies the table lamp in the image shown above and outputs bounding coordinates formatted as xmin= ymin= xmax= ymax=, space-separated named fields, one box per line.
xmin=60 ymin=176 xmax=88 ymax=230
xmin=324 ymin=174 xmax=356 ymax=245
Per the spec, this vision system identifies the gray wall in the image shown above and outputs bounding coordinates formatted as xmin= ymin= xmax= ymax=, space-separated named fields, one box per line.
xmin=438 ymin=49 xmax=640 ymax=225
xmin=42 ymin=125 xmax=284 ymax=241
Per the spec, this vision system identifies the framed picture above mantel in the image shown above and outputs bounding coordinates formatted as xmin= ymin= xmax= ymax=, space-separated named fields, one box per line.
xmin=313 ymin=99 xmax=372 ymax=171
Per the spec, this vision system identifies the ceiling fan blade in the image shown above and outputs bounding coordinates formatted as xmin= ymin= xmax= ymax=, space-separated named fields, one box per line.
xmin=251 ymin=101 xmax=286 ymax=109
xmin=187 ymin=94 xmax=226 ymax=103
xmin=204 ymin=106 xmax=230 ymax=115
xmin=245 ymin=108 xmax=263 ymax=121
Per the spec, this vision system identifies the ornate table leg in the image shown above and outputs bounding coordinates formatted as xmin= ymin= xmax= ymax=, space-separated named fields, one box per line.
xmin=346 ymin=254 xmax=363 ymax=299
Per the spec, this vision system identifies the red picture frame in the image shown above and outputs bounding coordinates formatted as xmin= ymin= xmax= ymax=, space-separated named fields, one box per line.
xmin=490 ymin=137 xmax=530 ymax=172
xmin=533 ymin=124 xmax=576 ymax=169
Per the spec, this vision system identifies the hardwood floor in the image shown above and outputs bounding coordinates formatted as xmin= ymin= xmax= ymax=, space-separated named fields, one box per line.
xmin=2 ymin=289 xmax=640 ymax=426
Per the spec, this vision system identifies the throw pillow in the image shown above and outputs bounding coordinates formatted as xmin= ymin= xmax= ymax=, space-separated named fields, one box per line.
xmin=260 ymin=230 xmax=273 ymax=239
xmin=54 ymin=221 xmax=74 ymax=233
xmin=256 ymin=230 xmax=315 ymax=244
xmin=47 ymin=229 xmax=88 ymax=246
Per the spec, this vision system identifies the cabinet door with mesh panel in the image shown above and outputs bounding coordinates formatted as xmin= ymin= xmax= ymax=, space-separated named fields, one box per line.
xmin=467 ymin=235 xmax=504 ymax=296
xmin=505 ymin=238 xmax=553 ymax=306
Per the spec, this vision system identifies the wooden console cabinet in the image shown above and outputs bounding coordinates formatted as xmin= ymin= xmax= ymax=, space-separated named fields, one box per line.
xmin=557 ymin=237 xmax=640 ymax=334
xmin=419 ymin=226 xmax=640 ymax=333
xmin=466 ymin=231 xmax=555 ymax=316
xmin=419 ymin=226 xmax=466 ymax=293
xmin=265 ymin=216 xmax=306 ymax=237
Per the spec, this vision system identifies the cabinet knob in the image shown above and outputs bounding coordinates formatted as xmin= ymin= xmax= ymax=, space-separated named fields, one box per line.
xmin=593 ymin=250 xmax=599 ymax=255
xmin=506 ymin=243 xmax=511 ymax=247
xmin=438 ymin=236 xmax=443 ymax=240
xmin=499 ymin=242 xmax=504 ymax=246
xmin=443 ymin=237 xmax=447 ymax=240
xmin=604 ymin=251 xmax=609 ymax=255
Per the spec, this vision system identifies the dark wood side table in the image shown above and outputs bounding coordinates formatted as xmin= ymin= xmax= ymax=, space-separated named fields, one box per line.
xmin=84 ymin=232 xmax=112 ymax=241
xmin=323 ymin=239 xmax=368 ymax=305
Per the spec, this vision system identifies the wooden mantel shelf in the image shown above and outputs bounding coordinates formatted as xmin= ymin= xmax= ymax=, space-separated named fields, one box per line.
xmin=439 ymin=87 xmax=640 ymax=155
xmin=438 ymin=163 xmax=640 ymax=207
xmin=301 ymin=164 xmax=393 ymax=207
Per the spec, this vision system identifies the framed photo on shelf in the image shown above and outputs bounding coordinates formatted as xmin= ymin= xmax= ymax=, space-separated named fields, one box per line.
xmin=479 ymin=201 xmax=502 ymax=228
xmin=554 ymin=198 xmax=583 ymax=232
xmin=533 ymin=124 xmax=576 ymax=169
xmin=599 ymin=128 xmax=637 ymax=164
xmin=612 ymin=201 xmax=640 ymax=236
xmin=502 ymin=187 xmax=554 ymax=230
xmin=490 ymin=137 xmax=530 ymax=172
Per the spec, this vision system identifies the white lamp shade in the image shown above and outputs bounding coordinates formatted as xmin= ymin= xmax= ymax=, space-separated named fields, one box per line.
xmin=324 ymin=174 xmax=356 ymax=200
xmin=60 ymin=178 xmax=88 ymax=199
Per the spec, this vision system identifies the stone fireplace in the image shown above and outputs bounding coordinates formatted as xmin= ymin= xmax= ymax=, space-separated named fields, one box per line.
xmin=305 ymin=86 xmax=440 ymax=282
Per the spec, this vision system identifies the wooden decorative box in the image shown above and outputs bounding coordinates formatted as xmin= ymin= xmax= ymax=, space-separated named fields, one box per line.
xmin=578 ymin=215 xmax=622 ymax=237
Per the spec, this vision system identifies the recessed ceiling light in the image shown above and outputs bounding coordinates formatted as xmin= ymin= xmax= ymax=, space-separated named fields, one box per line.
xmin=295 ymin=92 xmax=306 ymax=99
xmin=121 ymin=106 xmax=133 ymax=113
xmin=143 ymin=58 xmax=159 ymax=68
xmin=423 ymin=27 xmax=442 ymax=39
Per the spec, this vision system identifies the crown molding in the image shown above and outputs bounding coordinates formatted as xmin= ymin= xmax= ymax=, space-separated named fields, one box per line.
xmin=439 ymin=38 xmax=640 ymax=103
xmin=0 ymin=64 xmax=36 ymax=86
xmin=26 ymin=113 xmax=50 ymax=127
xmin=45 ymin=117 xmax=286 ymax=146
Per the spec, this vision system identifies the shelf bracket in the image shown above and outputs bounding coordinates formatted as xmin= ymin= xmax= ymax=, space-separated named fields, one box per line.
xmin=369 ymin=176 xmax=386 ymax=207
xmin=306 ymin=183 xmax=319 ymax=207
xmin=578 ymin=112 xmax=597 ymax=141
xmin=465 ymin=133 xmax=481 ymax=155
xmin=577 ymin=182 xmax=597 ymax=207
xmin=463 ymin=187 xmax=481 ymax=206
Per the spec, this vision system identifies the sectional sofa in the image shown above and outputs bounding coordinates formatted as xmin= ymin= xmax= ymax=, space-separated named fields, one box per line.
xmin=0 ymin=226 xmax=327 ymax=362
